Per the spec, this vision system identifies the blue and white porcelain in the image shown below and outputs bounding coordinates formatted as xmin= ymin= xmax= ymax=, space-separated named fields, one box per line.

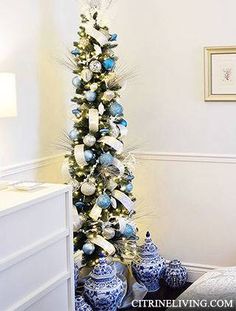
xmin=132 ymin=231 xmax=166 ymax=292
xmin=75 ymin=296 xmax=93 ymax=311
xmin=84 ymin=255 xmax=127 ymax=311
xmin=164 ymin=259 xmax=188 ymax=288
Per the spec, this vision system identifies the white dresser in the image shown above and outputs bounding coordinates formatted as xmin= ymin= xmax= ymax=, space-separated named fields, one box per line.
xmin=0 ymin=184 xmax=75 ymax=311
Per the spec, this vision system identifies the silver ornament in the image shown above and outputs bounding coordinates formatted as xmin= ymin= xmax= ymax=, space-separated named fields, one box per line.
xmin=83 ymin=134 xmax=96 ymax=147
xmin=90 ymin=83 xmax=98 ymax=91
xmin=81 ymin=182 xmax=96 ymax=196
xmin=81 ymin=69 xmax=93 ymax=82
xmin=89 ymin=60 xmax=102 ymax=73
xmin=72 ymin=76 xmax=81 ymax=88
xmin=103 ymin=90 xmax=115 ymax=101
xmin=103 ymin=227 xmax=116 ymax=240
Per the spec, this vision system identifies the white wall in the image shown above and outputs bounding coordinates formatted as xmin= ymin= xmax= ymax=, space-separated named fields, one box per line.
xmin=0 ymin=0 xmax=236 ymax=270
xmin=0 ymin=0 xmax=77 ymax=169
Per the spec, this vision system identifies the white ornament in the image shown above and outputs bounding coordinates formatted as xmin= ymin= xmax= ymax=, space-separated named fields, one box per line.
xmin=81 ymin=69 xmax=93 ymax=82
xmin=81 ymin=182 xmax=96 ymax=196
xmin=73 ymin=206 xmax=85 ymax=231
xmin=98 ymin=103 xmax=105 ymax=115
xmin=90 ymin=83 xmax=98 ymax=91
xmin=103 ymin=90 xmax=115 ymax=101
xmin=89 ymin=60 xmax=102 ymax=73
xmin=103 ymin=227 xmax=115 ymax=240
xmin=83 ymin=134 xmax=96 ymax=147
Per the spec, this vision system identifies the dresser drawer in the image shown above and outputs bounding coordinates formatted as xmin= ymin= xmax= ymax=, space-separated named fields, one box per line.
xmin=0 ymin=194 xmax=67 ymax=261
xmin=0 ymin=238 xmax=68 ymax=311
xmin=25 ymin=282 xmax=69 ymax=311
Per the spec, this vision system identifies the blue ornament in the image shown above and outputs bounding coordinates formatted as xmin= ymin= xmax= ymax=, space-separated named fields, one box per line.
xmin=85 ymin=91 xmax=96 ymax=102
xmin=69 ymin=128 xmax=80 ymax=141
xmin=75 ymin=201 xmax=86 ymax=212
xmin=97 ymin=194 xmax=111 ymax=209
xmin=83 ymin=242 xmax=95 ymax=255
xmin=109 ymin=102 xmax=124 ymax=117
xmin=123 ymin=224 xmax=134 ymax=238
xmin=71 ymin=48 xmax=80 ymax=56
xmin=99 ymin=153 xmax=113 ymax=166
xmin=72 ymin=76 xmax=81 ymax=88
xmin=126 ymin=183 xmax=133 ymax=193
xmin=126 ymin=174 xmax=134 ymax=181
xmin=72 ymin=108 xmax=81 ymax=117
xmin=100 ymin=128 xmax=110 ymax=136
xmin=110 ymin=34 xmax=118 ymax=41
xmin=103 ymin=58 xmax=116 ymax=71
xmin=84 ymin=150 xmax=94 ymax=162
xmin=119 ymin=119 xmax=128 ymax=127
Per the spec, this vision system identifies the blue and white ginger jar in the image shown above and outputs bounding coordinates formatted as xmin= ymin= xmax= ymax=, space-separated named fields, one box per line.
xmin=84 ymin=255 xmax=127 ymax=311
xmin=164 ymin=259 xmax=188 ymax=288
xmin=75 ymin=296 xmax=93 ymax=311
xmin=132 ymin=231 xmax=166 ymax=292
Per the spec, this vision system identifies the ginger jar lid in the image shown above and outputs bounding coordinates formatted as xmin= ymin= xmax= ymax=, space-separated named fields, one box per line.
xmin=139 ymin=231 xmax=159 ymax=258
xmin=90 ymin=255 xmax=115 ymax=280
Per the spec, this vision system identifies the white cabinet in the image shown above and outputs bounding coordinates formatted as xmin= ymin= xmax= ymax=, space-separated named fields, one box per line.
xmin=0 ymin=184 xmax=75 ymax=311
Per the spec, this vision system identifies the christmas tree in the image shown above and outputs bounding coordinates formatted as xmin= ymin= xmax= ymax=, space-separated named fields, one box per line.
xmin=62 ymin=0 xmax=138 ymax=267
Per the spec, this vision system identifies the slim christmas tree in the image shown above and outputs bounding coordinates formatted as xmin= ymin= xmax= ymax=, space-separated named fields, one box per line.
xmin=62 ymin=0 xmax=138 ymax=267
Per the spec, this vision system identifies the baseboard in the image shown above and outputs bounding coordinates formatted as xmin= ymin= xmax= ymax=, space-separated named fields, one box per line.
xmin=134 ymin=151 xmax=236 ymax=164
xmin=0 ymin=154 xmax=63 ymax=178
xmin=181 ymin=262 xmax=220 ymax=282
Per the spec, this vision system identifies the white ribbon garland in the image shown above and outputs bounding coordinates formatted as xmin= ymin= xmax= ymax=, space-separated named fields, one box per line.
xmin=90 ymin=235 xmax=116 ymax=255
xmin=117 ymin=124 xmax=128 ymax=138
xmin=112 ymin=158 xmax=125 ymax=176
xmin=84 ymin=23 xmax=109 ymax=46
xmin=89 ymin=109 xmax=99 ymax=133
xmin=74 ymin=144 xmax=88 ymax=166
xmin=112 ymin=190 xmax=134 ymax=212
xmin=98 ymin=136 xmax=123 ymax=153
xmin=89 ymin=204 xmax=102 ymax=221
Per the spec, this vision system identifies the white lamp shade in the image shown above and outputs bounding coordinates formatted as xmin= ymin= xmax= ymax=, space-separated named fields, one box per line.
xmin=0 ymin=73 xmax=17 ymax=118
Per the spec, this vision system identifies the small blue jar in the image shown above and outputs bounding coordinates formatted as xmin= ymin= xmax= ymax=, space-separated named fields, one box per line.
xmin=164 ymin=259 xmax=188 ymax=288
xmin=84 ymin=255 xmax=127 ymax=311
xmin=132 ymin=232 xmax=166 ymax=292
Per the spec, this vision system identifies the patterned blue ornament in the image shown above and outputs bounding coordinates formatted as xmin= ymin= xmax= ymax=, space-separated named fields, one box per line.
xmin=85 ymin=91 xmax=96 ymax=102
xmin=83 ymin=242 xmax=95 ymax=255
xmin=99 ymin=153 xmax=113 ymax=166
xmin=123 ymin=224 xmax=134 ymax=238
xmin=72 ymin=108 xmax=81 ymax=117
xmin=103 ymin=58 xmax=116 ymax=71
xmin=69 ymin=128 xmax=80 ymax=141
xmin=72 ymin=76 xmax=81 ymax=88
xmin=109 ymin=102 xmax=123 ymax=117
xmin=71 ymin=48 xmax=80 ymax=56
xmin=97 ymin=194 xmax=111 ymax=209
xmin=119 ymin=119 xmax=128 ymax=127
xmin=110 ymin=34 xmax=118 ymax=41
xmin=84 ymin=150 xmax=94 ymax=162
xmin=126 ymin=183 xmax=133 ymax=193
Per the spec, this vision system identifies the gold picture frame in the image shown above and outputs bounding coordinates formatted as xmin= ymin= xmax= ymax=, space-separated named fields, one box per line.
xmin=204 ymin=46 xmax=236 ymax=101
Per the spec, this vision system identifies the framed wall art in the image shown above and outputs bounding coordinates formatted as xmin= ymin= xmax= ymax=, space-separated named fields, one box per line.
xmin=204 ymin=46 xmax=236 ymax=101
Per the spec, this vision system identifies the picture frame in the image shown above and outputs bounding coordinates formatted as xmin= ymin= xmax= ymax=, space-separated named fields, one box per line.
xmin=204 ymin=46 xmax=236 ymax=101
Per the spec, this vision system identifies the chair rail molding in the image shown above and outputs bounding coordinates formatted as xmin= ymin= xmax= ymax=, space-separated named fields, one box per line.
xmin=0 ymin=154 xmax=64 ymax=178
xmin=134 ymin=151 xmax=236 ymax=164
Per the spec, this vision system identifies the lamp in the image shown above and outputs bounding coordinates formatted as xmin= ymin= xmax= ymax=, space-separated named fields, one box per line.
xmin=0 ymin=73 xmax=17 ymax=117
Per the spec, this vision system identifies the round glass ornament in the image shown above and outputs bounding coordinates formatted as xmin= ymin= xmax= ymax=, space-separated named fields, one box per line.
xmin=69 ymin=128 xmax=80 ymax=141
xmin=81 ymin=182 xmax=96 ymax=196
xmin=103 ymin=58 xmax=116 ymax=71
xmin=72 ymin=76 xmax=81 ymax=88
xmin=97 ymin=194 xmax=111 ymax=209
xmin=84 ymin=150 xmax=94 ymax=162
xmin=85 ymin=91 xmax=96 ymax=102
xmin=83 ymin=242 xmax=95 ymax=255
xmin=109 ymin=102 xmax=123 ymax=117
xmin=83 ymin=134 xmax=96 ymax=147
xmin=99 ymin=153 xmax=113 ymax=166
xmin=89 ymin=60 xmax=102 ymax=73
